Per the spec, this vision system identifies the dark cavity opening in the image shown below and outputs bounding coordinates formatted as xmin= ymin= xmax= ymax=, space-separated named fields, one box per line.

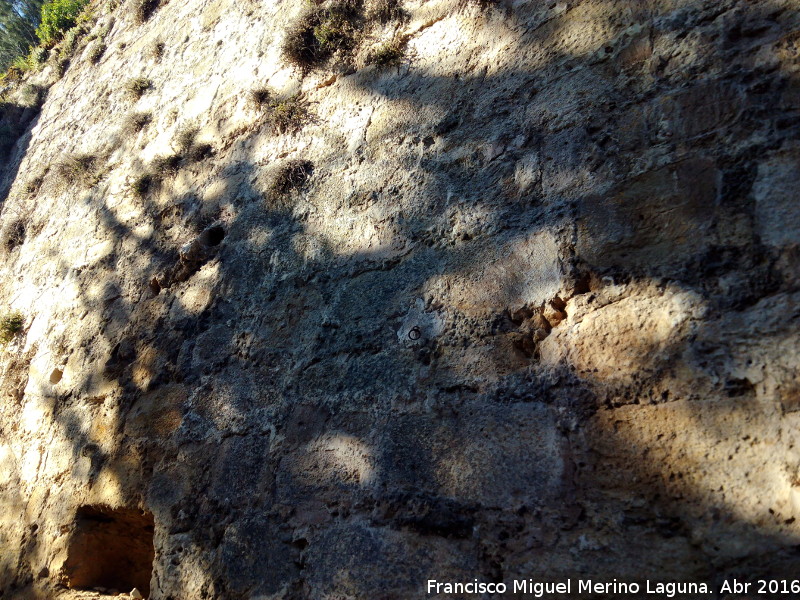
xmin=62 ymin=505 xmax=155 ymax=596
xmin=199 ymin=225 xmax=225 ymax=247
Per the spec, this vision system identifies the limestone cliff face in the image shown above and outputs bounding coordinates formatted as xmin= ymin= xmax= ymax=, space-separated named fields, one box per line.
xmin=0 ymin=0 xmax=799 ymax=597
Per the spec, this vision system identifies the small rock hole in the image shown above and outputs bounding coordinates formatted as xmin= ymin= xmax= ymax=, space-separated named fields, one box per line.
xmin=50 ymin=369 xmax=63 ymax=384
xmin=199 ymin=225 xmax=225 ymax=247
xmin=149 ymin=277 xmax=161 ymax=296
xmin=291 ymin=537 xmax=309 ymax=550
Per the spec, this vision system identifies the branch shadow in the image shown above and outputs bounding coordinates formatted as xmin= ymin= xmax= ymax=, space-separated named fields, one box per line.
xmin=0 ymin=0 xmax=799 ymax=598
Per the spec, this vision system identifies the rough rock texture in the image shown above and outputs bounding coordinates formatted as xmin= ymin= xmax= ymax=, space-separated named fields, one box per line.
xmin=0 ymin=0 xmax=799 ymax=597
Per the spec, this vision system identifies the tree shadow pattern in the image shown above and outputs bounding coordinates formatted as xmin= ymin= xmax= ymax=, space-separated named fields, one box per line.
xmin=0 ymin=0 xmax=800 ymax=598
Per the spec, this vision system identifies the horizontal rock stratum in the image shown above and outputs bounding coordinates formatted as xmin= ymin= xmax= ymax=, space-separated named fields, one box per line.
xmin=0 ymin=0 xmax=799 ymax=597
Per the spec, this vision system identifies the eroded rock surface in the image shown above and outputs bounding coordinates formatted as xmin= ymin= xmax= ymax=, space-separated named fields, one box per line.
xmin=0 ymin=0 xmax=799 ymax=597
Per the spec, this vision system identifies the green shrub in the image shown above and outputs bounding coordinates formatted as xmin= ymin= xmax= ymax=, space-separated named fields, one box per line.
xmin=0 ymin=312 xmax=24 ymax=344
xmin=11 ymin=47 xmax=48 ymax=74
xmin=54 ymin=57 xmax=70 ymax=77
xmin=92 ymin=18 xmax=115 ymax=40
xmin=37 ymin=0 xmax=90 ymax=46
xmin=57 ymin=25 xmax=84 ymax=60
xmin=31 ymin=46 xmax=49 ymax=67
xmin=10 ymin=55 xmax=33 ymax=73
xmin=19 ymin=84 xmax=45 ymax=108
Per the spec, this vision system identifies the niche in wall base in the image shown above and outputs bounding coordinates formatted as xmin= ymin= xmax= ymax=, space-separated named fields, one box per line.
xmin=61 ymin=505 xmax=155 ymax=596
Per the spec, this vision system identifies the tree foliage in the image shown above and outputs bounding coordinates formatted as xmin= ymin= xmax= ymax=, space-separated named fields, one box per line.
xmin=35 ymin=0 xmax=87 ymax=47
xmin=0 ymin=1 xmax=44 ymax=71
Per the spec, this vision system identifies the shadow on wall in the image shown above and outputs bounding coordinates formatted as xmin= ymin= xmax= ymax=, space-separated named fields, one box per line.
xmin=1 ymin=0 xmax=799 ymax=597
xmin=0 ymin=87 xmax=45 ymax=199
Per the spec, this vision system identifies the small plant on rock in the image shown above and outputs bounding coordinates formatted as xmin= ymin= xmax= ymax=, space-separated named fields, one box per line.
xmin=282 ymin=0 xmax=364 ymax=71
xmin=56 ymin=153 xmax=100 ymax=188
xmin=152 ymin=154 xmax=182 ymax=176
xmin=18 ymin=84 xmax=45 ymax=109
xmin=270 ymin=159 xmax=314 ymax=196
xmin=134 ymin=0 xmax=162 ymax=24
xmin=52 ymin=56 xmax=70 ymax=77
xmin=368 ymin=37 xmax=405 ymax=67
xmin=367 ymin=0 xmax=404 ymax=23
xmin=248 ymin=87 xmax=272 ymax=109
xmin=268 ymin=94 xmax=310 ymax=134
xmin=2 ymin=220 xmax=26 ymax=253
xmin=250 ymin=89 xmax=311 ymax=134
xmin=174 ymin=124 xmax=199 ymax=154
xmin=57 ymin=26 xmax=82 ymax=60
xmin=11 ymin=47 xmax=48 ymax=74
xmin=187 ymin=142 xmax=213 ymax=162
xmin=23 ymin=175 xmax=45 ymax=197
xmin=88 ymin=41 xmax=106 ymax=63
xmin=149 ymin=40 xmax=165 ymax=62
xmin=171 ymin=124 xmax=213 ymax=162
xmin=131 ymin=173 xmax=155 ymax=198
xmin=123 ymin=111 xmax=151 ymax=134
xmin=0 ymin=312 xmax=24 ymax=344
xmin=124 ymin=77 xmax=152 ymax=100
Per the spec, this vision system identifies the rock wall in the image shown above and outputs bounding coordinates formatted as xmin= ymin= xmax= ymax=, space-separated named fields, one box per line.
xmin=0 ymin=0 xmax=799 ymax=597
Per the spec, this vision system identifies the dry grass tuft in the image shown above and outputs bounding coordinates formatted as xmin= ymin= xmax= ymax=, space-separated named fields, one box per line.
xmin=248 ymin=87 xmax=273 ymax=109
xmin=367 ymin=0 xmax=405 ymax=23
xmin=174 ymin=124 xmax=199 ymax=154
xmin=270 ymin=159 xmax=314 ymax=196
xmin=123 ymin=111 xmax=151 ymax=134
xmin=249 ymin=88 xmax=311 ymax=134
xmin=124 ymin=77 xmax=152 ymax=100
xmin=87 ymin=40 xmax=106 ymax=64
xmin=367 ymin=36 xmax=406 ymax=67
xmin=149 ymin=40 xmax=165 ymax=62
xmin=152 ymin=154 xmax=182 ymax=176
xmin=282 ymin=0 xmax=364 ymax=71
xmin=56 ymin=153 xmax=101 ymax=188
xmin=2 ymin=220 xmax=26 ymax=253
xmin=131 ymin=173 xmax=156 ymax=198
xmin=187 ymin=142 xmax=213 ymax=162
xmin=134 ymin=0 xmax=161 ymax=24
